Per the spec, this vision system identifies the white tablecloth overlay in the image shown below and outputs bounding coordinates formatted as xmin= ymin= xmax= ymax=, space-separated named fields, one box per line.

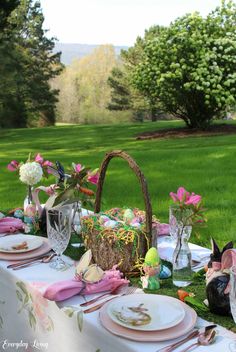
xmin=0 ymin=238 xmax=235 ymax=351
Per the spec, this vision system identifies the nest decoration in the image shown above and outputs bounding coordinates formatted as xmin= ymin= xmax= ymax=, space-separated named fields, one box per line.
xmin=81 ymin=150 xmax=157 ymax=274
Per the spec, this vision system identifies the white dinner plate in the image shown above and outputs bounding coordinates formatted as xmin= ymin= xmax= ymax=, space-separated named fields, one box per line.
xmin=100 ymin=295 xmax=197 ymax=342
xmin=0 ymin=234 xmax=43 ymax=253
xmin=106 ymin=293 xmax=185 ymax=331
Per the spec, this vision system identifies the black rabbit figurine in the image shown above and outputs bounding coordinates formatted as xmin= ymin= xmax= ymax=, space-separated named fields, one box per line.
xmin=206 ymin=238 xmax=233 ymax=316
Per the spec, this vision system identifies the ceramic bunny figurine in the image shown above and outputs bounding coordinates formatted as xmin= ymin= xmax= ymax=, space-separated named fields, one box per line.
xmin=206 ymin=238 xmax=233 ymax=316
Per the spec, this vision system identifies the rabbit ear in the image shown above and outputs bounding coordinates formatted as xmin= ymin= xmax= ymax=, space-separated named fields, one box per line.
xmin=211 ymin=238 xmax=221 ymax=257
xmin=222 ymin=241 xmax=234 ymax=253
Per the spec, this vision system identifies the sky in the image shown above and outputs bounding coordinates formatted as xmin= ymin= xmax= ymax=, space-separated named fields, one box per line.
xmin=40 ymin=0 xmax=225 ymax=46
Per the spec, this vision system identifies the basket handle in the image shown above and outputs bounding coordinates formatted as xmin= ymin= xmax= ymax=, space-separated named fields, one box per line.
xmin=94 ymin=150 xmax=153 ymax=245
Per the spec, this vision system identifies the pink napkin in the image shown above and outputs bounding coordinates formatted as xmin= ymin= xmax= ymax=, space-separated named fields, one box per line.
xmin=157 ymin=223 xmax=170 ymax=236
xmin=43 ymin=266 xmax=129 ymax=301
xmin=0 ymin=217 xmax=24 ymax=235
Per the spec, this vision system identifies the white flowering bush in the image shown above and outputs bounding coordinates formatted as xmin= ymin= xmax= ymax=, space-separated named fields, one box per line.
xmin=19 ymin=162 xmax=43 ymax=186
xmin=132 ymin=1 xmax=236 ymax=129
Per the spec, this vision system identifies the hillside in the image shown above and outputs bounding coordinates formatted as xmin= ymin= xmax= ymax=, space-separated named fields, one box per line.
xmin=54 ymin=43 xmax=129 ymax=65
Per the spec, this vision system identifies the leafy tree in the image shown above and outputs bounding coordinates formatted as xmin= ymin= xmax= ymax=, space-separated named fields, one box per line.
xmin=132 ymin=0 xmax=236 ymax=129
xmin=107 ymin=67 xmax=131 ymax=111
xmin=107 ymin=26 xmax=165 ymax=121
xmin=0 ymin=0 xmax=62 ymax=128
xmin=0 ymin=0 xmax=19 ymax=29
xmin=54 ymin=45 xmax=120 ymax=123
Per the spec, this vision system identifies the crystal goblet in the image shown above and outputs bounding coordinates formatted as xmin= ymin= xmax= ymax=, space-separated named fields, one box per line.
xmin=46 ymin=205 xmax=73 ymax=270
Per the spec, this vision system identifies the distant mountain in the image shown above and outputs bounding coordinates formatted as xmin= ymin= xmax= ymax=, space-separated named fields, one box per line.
xmin=54 ymin=43 xmax=129 ymax=65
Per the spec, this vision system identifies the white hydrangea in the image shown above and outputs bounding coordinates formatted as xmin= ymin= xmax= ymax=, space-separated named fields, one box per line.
xmin=19 ymin=162 xmax=43 ymax=185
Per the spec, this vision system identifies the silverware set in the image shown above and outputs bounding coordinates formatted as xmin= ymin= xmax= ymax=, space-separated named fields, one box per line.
xmin=156 ymin=325 xmax=217 ymax=352
xmin=81 ymin=286 xmax=137 ymax=314
xmin=7 ymin=252 xmax=56 ymax=270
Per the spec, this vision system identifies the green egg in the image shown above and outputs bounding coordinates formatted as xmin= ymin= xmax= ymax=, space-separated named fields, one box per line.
xmin=144 ymin=247 xmax=160 ymax=266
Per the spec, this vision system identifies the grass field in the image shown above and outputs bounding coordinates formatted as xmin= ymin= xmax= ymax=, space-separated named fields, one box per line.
xmin=1 ymin=120 xmax=236 ymax=249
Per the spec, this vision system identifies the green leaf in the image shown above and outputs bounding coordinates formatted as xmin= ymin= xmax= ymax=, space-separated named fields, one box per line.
xmin=28 ymin=311 xmax=37 ymax=330
xmin=16 ymin=281 xmax=28 ymax=296
xmin=0 ymin=315 xmax=3 ymax=328
xmin=185 ymin=296 xmax=208 ymax=312
xmin=64 ymin=307 xmax=74 ymax=318
xmin=77 ymin=310 xmax=83 ymax=332
xmin=16 ymin=290 xmax=23 ymax=302
xmin=46 ymin=316 xmax=54 ymax=331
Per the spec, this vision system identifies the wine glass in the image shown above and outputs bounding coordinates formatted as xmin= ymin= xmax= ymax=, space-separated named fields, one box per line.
xmin=46 ymin=204 xmax=73 ymax=270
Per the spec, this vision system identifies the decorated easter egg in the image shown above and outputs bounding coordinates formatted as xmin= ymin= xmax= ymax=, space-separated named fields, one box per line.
xmin=24 ymin=204 xmax=37 ymax=217
xmin=144 ymin=247 xmax=160 ymax=266
xmin=131 ymin=222 xmax=141 ymax=229
xmin=123 ymin=209 xmax=135 ymax=223
xmin=99 ymin=215 xmax=110 ymax=224
xmin=159 ymin=265 xmax=171 ymax=279
xmin=103 ymin=220 xmax=117 ymax=228
xmin=14 ymin=209 xmax=24 ymax=219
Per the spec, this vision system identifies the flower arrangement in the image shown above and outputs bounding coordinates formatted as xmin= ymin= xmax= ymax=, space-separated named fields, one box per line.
xmin=170 ymin=186 xmax=205 ymax=226
xmin=7 ymin=155 xmax=99 ymax=209
xmin=7 ymin=153 xmax=52 ymax=186
xmin=170 ymin=186 xmax=206 ymax=286
xmin=47 ymin=161 xmax=99 ymax=208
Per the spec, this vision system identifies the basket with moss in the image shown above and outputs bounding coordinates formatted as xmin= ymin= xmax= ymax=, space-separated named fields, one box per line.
xmin=81 ymin=150 xmax=158 ymax=274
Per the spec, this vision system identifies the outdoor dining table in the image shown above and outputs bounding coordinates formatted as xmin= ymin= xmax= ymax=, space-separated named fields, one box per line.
xmin=0 ymin=238 xmax=236 ymax=352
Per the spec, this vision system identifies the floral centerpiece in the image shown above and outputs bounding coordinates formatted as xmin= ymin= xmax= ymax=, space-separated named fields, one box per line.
xmin=169 ymin=186 xmax=206 ymax=287
xmin=7 ymin=153 xmax=52 ymax=212
xmin=46 ymin=161 xmax=99 ymax=207
xmin=7 ymin=154 xmax=99 ymax=234
xmin=34 ymin=160 xmax=99 ymax=234
xmin=169 ymin=186 xmax=205 ymax=228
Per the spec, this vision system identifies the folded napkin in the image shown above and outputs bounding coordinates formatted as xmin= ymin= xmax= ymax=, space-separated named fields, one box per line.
xmin=157 ymin=223 xmax=170 ymax=236
xmin=0 ymin=217 xmax=24 ymax=235
xmin=43 ymin=266 xmax=129 ymax=301
xmin=158 ymin=236 xmax=211 ymax=263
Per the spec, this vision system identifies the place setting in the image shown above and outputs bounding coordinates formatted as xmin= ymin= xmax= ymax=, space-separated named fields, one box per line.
xmin=0 ymin=233 xmax=51 ymax=262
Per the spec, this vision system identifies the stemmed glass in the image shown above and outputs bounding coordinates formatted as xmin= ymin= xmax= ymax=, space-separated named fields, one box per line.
xmin=46 ymin=204 xmax=73 ymax=270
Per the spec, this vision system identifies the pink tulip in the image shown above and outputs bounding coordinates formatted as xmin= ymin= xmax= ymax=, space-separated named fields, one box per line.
xmin=43 ymin=160 xmax=53 ymax=167
xmin=185 ymin=194 xmax=202 ymax=206
xmin=7 ymin=160 xmax=19 ymax=171
xmin=177 ymin=187 xmax=188 ymax=202
xmin=170 ymin=187 xmax=189 ymax=203
xmin=35 ymin=153 xmax=43 ymax=164
xmin=169 ymin=192 xmax=178 ymax=202
xmin=87 ymin=171 xmax=99 ymax=185
xmin=74 ymin=164 xmax=83 ymax=173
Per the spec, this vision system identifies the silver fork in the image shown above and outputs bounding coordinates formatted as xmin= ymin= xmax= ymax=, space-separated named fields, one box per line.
xmin=83 ymin=286 xmax=137 ymax=314
xmin=80 ymin=284 xmax=129 ymax=307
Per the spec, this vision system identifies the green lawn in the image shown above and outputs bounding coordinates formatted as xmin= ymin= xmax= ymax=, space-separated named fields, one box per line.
xmin=1 ymin=120 xmax=236 ymax=249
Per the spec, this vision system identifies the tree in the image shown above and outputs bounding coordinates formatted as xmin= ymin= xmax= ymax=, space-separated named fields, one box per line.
xmin=0 ymin=0 xmax=63 ymax=128
xmin=132 ymin=0 xmax=236 ymax=129
xmin=0 ymin=0 xmax=20 ymax=30
xmin=54 ymin=45 xmax=119 ymax=123
xmin=107 ymin=67 xmax=131 ymax=111
xmin=107 ymin=26 xmax=165 ymax=121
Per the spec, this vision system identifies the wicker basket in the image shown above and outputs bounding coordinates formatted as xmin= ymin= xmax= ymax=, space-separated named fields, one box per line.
xmin=81 ymin=150 xmax=153 ymax=274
